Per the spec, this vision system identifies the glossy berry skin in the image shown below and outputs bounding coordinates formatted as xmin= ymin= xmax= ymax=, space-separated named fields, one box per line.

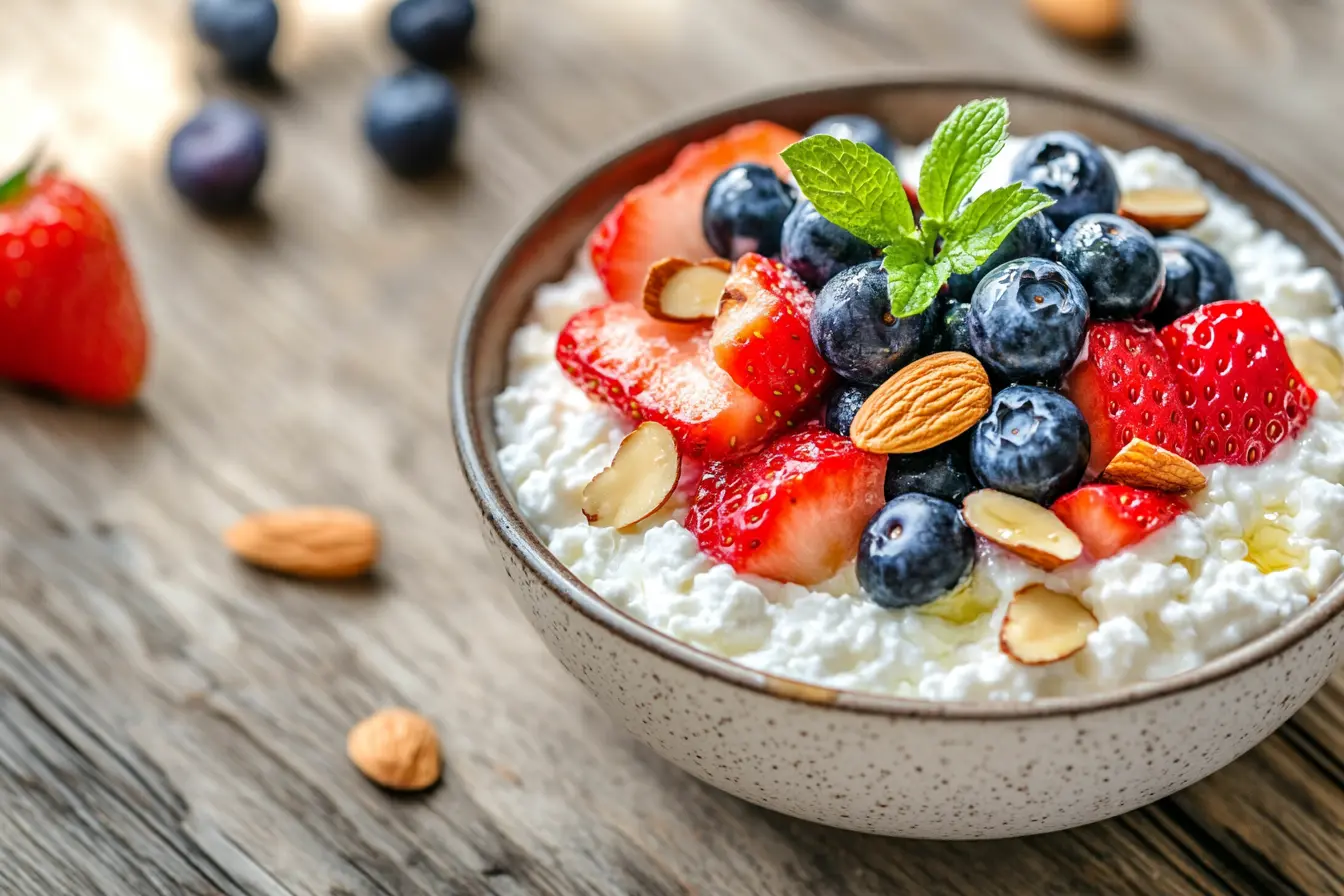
xmin=1053 ymin=484 xmax=1188 ymax=560
xmin=389 ymin=0 xmax=476 ymax=67
xmin=805 ymin=114 xmax=898 ymax=161
xmin=363 ymin=68 xmax=459 ymax=178
xmin=780 ymin=199 xmax=875 ymax=289
xmin=971 ymin=386 xmax=1090 ymax=505
xmin=1009 ymin=131 xmax=1120 ymax=230
xmin=927 ymin=299 xmax=974 ymax=355
xmin=1057 ymin=214 xmax=1165 ymax=319
xmin=947 ymin=211 xmax=1060 ymax=301
xmin=884 ymin=441 xmax=977 ymax=504
xmin=167 ymin=100 xmax=268 ymax=214
xmin=824 ymin=382 xmax=875 ymax=438
xmin=701 ymin=163 xmax=795 ymax=261
xmin=858 ymin=494 xmax=975 ymax=610
xmin=811 ymin=260 xmax=934 ymax=386
xmin=1147 ymin=234 xmax=1237 ymax=327
xmin=967 ymin=258 xmax=1089 ymax=385
xmin=191 ymin=0 xmax=279 ymax=75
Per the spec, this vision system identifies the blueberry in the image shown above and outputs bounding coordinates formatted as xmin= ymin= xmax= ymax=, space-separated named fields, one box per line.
xmin=781 ymin=200 xmax=875 ymax=289
xmin=389 ymin=0 xmax=476 ymax=68
xmin=167 ymin=100 xmax=268 ymax=213
xmin=805 ymin=114 xmax=897 ymax=161
xmin=192 ymin=0 xmax=279 ymax=75
xmin=858 ymin=494 xmax=975 ymax=609
xmin=1057 ymin=214 xmax=1165 ymax=319
xmin=811 ymin=260 xmax=934 ymax=386
xmin=924 ymin=297 xmax=974 ymax=355
xmin=970 ymin=386 xmax=1090 ymax=505
xmin=1010 ymin=131 xmax=1120 ymax=230
xmin=363 ymin=68 xmax=459 ymax=178
xmin=1147 ymin=234 xmax=1238 ymax=326
xmin=967 ymin=258 xmax=1089 ymax=384
xmin=702 ymin=163 xmax=795 ymax=260
xmin=824 ymin=383 xmax=875 ymax=438
xmin=884 ymin=440 xmax=977 ymax=504
xmin=946 ymin=211 xmax=1060 ymax=301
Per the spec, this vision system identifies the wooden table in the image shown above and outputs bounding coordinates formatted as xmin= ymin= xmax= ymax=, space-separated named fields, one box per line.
xmin=2 ymin=0 xmax=1342 ymax=893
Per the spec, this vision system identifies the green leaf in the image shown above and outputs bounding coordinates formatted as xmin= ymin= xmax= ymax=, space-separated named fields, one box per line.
xmin=883 ymin=236 xmax=950 ymax=318
xmin=917 ymin=98 xmax=1008 ymax=222
xmin=940 ymin=183 xmax=1056 ymax=274
xmin=781 ymin=135 xmax=914 ymax=248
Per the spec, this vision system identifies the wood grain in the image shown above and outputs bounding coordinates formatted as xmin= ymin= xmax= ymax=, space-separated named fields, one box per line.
xmin=0 ymin=0 xmax=1342 ymax=893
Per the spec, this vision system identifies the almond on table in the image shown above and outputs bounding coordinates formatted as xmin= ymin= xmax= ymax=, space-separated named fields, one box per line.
xmin=224 ymin=506 xmax=379 ymax=579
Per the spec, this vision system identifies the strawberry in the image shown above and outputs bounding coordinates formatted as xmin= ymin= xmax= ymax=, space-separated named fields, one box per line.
xmin=587 ymin=121 xmax=802 ymax=304
xmin=685 ymin=421 xmax=886 ymax=585
xmin=1064 ymin=321 xmax=1188 ymax=476
xmin=0 ymin=167 xmax=147 ymax=403
xmin=1052 ymin=484 xmax=1188 ymax=560
xmin=1161 ymin=300 xmax=1316 ymax=465
xmin=711 ymin=253 xmax=829 ymax=410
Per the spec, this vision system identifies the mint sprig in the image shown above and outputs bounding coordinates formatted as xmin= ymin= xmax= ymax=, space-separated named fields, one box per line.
xmin=780 ymin=98 xmax=1055 ymax=318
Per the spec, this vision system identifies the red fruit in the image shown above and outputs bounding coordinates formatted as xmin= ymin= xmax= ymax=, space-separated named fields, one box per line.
xmin=1065 ymin=321 xmax=1189 ymax=476
xmin=587 ymin=121 xmax=802 ymax=304
xmin=711 ymin=253 xmax=829 ymax=410
xmin=0 ymin=169 xmax=147 ymax=403
xmin=1052 ymin=484 xmax=1187 ymax=560
xmin=685 ymin=422 xmax=886 ymax=585
xmin=556 ymin=301 xmax=785 ymax=459
xmin=1161 ymin=300 xmax=1316 ymax=465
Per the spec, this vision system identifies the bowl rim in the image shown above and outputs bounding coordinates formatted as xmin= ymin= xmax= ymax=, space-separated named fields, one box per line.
xmin=451 ymin=74 xmax=1344 ymax=720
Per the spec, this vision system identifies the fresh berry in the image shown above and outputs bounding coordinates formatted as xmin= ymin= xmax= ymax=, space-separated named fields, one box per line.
xmin=1052 ymin=484 xmax=1187 ymax=560
xmin=1064 ymin=321 xmax=1189 ymax=475
xmin=1057 ymin=214 xmax=1164 ymax=319
xmin=702 ymin=163 xmax=795 ymax=261
xmin=824 ymin=383 xmax=875 ymax=438
xmin=967 ymin=257 xmax=1089 ymax=384
xmin=946 ymin=211 xmax=1059 ymax=301
xmin=1009 ymin=131 xmax=1120 ymax=230
xmin=805 ymin=114 xmax=897 ymax=161
xmin=928 ymin=298 xmax=973 ymax=354
xmin=389 ymin=0 xmax=476 ymax=67
xmin=686 ymin=422 xmax=886 ymax=585
xmin=1147 ymin=234 xmax=1237 ymax=327
xmin=884 ymin=439 xmax=977 ymax=504
xmin=556 ymin=301 xmax=780 ymax=459
xmin=1161 ymin=300 xmax=1315 ymax=465
xmin=811 ymin=259 xmax=933 ymax=385
xmin=588 ymin=122 xmax=801 ymax=304
xmin=857 ymin=494 xmax=975 ymax=609
xmin=192 ymin=0 xmax=279 ymax=75
xmin=362 ymin=68 xmax=459 ymax=178
xmin=167 ymin=100 xmax=268 ymax=214
xmin=780 ymin=199 xmax=875 ymax=290
xmin=970 ymin=385 xmax=1090 ymax=505
xmin=0 ymin=169 xmax=147 ymax=403
xmin=711 ymin=253 xmax=830 ymax=409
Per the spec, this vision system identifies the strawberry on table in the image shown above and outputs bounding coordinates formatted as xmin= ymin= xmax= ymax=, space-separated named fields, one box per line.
xmin=1052 ymin=484 xmax=1187 ymax=560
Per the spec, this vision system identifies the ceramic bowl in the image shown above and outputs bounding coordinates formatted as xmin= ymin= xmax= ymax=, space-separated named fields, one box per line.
xmin=451 ymin=78 xmax=1344 ymax=839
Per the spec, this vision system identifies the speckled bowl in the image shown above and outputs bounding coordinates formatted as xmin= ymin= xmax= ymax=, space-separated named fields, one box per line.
xmin=451 ymin=78 xmax=1344 ymax=838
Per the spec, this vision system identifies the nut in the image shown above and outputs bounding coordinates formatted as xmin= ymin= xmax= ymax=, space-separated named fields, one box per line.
xmin=1286 ymin=334 xmax=1344 ymax=398
xmin=1119 ymin=188 xmax=1210 ymax=232
xmin=1000 ymin=585 xmax=1098 ymax=665
xmin=962 ymin=489 xmax=1082 ymax=570
xmin=1101 ymin=438 xmax=1206 ymax=493
xmin=642 ymin=257 xmax=732 ymax=322
xmin=224 ymin=506 xmax=379 ymax=579
xmin=347 ymin=708 xmax=442 ymax=791
xmin=582 ymin=421 xmax=681 ymax=529
xmin=850 ymin=352 xmax=992 ymax=454
xmin=1026 ymin=0 xmax=1128 ymax=41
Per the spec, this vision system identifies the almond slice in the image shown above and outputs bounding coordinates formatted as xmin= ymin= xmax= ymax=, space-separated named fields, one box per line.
xmin=962 ymin=489 xmax=1082 ymax=570
xmin=850 ymin=352 xmax=992 ymax=454
xmin=582 ymin=421 xmax=681 ymax=529
xmin=1286 ymin=334 xmax=1344 ymax=398
xmin=1119 ymin=187 xmax=1210 ymax=232
xmin=1000 ymin=584 xmax=1098 ymax=665
xmin=1101 ymin=438 xmax=1206 ymax=493
xmin=641 ymin=257 xmax=732 ymax=322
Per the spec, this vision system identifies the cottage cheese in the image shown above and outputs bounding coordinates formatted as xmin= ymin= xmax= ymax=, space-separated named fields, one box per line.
xmin=494 ymin=140 xmax=1344 ymax=701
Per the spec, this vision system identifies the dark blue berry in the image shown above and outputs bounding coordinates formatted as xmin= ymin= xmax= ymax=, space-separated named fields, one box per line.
xmin=1057 ymin=214 xmax=1165 ymax=319
xmin=192 ymin=0 xmax=279 ymax=75
xmin=946 ymin=211 xmax=1060 ymax=301
xmin=967 ymin=258 xmax=1089 ymax=384
xmin=389 ymin=0 xmax=476 ymax=68
xmin=1146 ymin=234 xmax=1237 ymax=326
xmin=781 ymin=199 xmax=875 ymax=289
xmin=970 ymin=386 xmax=1090 ymax=505
xmin=1010 ymin=131 xmax=1120 ymax=230
xmin=702 ymin=163 xmax=795 ymax=260
xmin=167 ymin=100 xmax=268 ymax=213
xmin=363 ymin=68 xmax=459 ymax=178
xmin=858 ymin=494 xmax=975 ymax=609
xmin=824 ymin=383 xmax=875 ymax=438
xmin=811 ymin=260 xmax=934 ymax=386
xmin=884 ymin=441 xmax=977 ymax=504
xmin=805 ymin=114 xmax=897 ymax=161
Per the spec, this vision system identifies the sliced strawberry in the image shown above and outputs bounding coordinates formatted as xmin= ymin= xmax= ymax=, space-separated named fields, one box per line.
xmin=1161 ymin=301 xmax=1316 ymax=465
xmin=685 ymin=422 xmax=886 ymax=585
xmin=587 ymin=121 xmax=802 ymax=304
xmin=1052 ymin=484 xmax=1187 ymax=560
xmin=1065 ymin=321 xmax=1189 ymax=476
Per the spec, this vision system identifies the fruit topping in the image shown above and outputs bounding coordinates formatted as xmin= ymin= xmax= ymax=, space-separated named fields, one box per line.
xmin=811 ymin=260 xmax=934 ymax=385
xmin=1100 ymin=438 xmax=1206 ymax=493
xmin=970 ymin=385 xmax=1090 ymax=505
xmin=804 ymin=114 xmax=897 ymax=161
xmin=849 ymin=351 xmax=992 ymax=454
xmin=581 ymin=422 xmax=681 ymax=529
xmin=858 ymin=494 xmax=975 ymax=609
xmin=1119 ymin=187 xmax=1209 ymax=233
xmin=388 ymin=0 xmax=476 ymax=68
xmin=1147 ymin=235 xmax=1237 ymax=327
xmin=999 ymin=585 xmax=1098 ymax=666
xmin=962 ymin=489 xmax=1082 ymax=570
xmin=642 ymin=257 xmax=731 ymax=322
xmin=1286 ymin=334 xmax=1344 ymax=398
xmin=1052 ymin=483 xmax=1187 ymax=559
xmin=702 ymin=163 xmax=796 ymax=261
xmin=884 ymin=438 xmax=978 ymax=504
xmin=780 ymin=199 xmax=877 ymax=290
xmin=363 ymin=68 xmax=459 ymax=178
xmin=1057 ymin=213 xmax=1165 ymax=319
xmin=946 ymin=210 xmax=1060 ymax=301
xmin=1009 ymin=131 xmax=1120 ymax=230
xmin=967 ymin=257 xmax=1089 ymax=385
xmin=823 ymin=382 xmax=875 ymax=438
xmin=167 ymin=99 xmax=269 ymax=214
xmin=192 ymin=0 xmax=279 ymax=76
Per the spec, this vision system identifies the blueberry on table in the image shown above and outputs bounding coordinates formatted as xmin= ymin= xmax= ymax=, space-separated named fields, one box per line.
xmin=884 ymin=442 xmax=978 ymax=504
xmin=967 ymin=258 xmax=1089 ymax=385
xmin=1146 ymin=234 xmax=1237 ymax=326
xmin=702 ymin=163 xmax=795 ymax=261
xmin=167 ymin=100 xmax=268 ymax=213
xmin=191 ymin=0 xmax=279 ymax=76
xmin=1057 ymin=214 xmax=1165 ymax=319
xmin=946 ymin=211 xmax=1060 ymax=301
xmin=1010 ymin=131 xmax=1120 ymax=230
xmin=811 ymin=260 xmax=933 ymax=386
xmin=971 ymin=385 xmax=1090 ymax=505
xmin=781 ymin=199 xmax=876 ymax=289
xmin=824 ymin=383 xmax=876 ymax=438
xmin=389 ymin=0 xmax=477 ymax=68
xmin=363 ymin=68 xmax=460 ymax=178
xmin=858 ymin=494 xmax=975 ymax=610
xmin=805 ymin=114 xmax=898 ymax=162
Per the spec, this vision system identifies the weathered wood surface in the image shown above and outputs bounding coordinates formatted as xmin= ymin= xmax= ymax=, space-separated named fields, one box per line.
xmin=1 ymin=0 xmax=1342 ymax=893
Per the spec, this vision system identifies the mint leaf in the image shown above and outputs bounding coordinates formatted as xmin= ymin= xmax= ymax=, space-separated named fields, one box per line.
xmin=883 ymin=236 xmax=949 ymax=318
xmin=940 ymin=183 xmax=1056 ymax=275
xmin=781 ymin=136 xmax=914 ymax=247
xmin=917 ymin=98 xmax=1008 ymax=222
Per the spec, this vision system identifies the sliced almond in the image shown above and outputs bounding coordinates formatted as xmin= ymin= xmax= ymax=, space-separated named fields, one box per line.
xmin=1101 ymin=438 xmax=1206 ymax=493
xmin=641 ymin=257 xmax=732 ymax=322
xmin=224 ymin=506 xmax=379 ymax=579
xmin=962 ymin=489 xmax=1082 ymax=571
xmin=582 ymin=421 xmax=681 ymax=529
xmin=1119 ymin=187 xmax=1210 ymax=232
xmin=1026 ymin=0 xmax=1128 ymax=41
xmin=1000 ymin=584 xmax=1098 ymax=665
xmin=850 ymin=352 xmax=991 ymax=454
xmin=1286 ymin=334 xmax=1344 ymax=398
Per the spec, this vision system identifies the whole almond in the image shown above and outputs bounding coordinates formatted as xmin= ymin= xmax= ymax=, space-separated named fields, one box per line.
xmin=225 ymin=506 xmax=379 ymax=579
xmin=1101 ymin=438 xmax=1206 ymax=493
xmin=347 ymin=708 xmax=441 ymax=791
xmin=1026 ymin=0 xmax=1127 ymax=41
xmin=850 ymin=352 xmax=992 ymax=454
